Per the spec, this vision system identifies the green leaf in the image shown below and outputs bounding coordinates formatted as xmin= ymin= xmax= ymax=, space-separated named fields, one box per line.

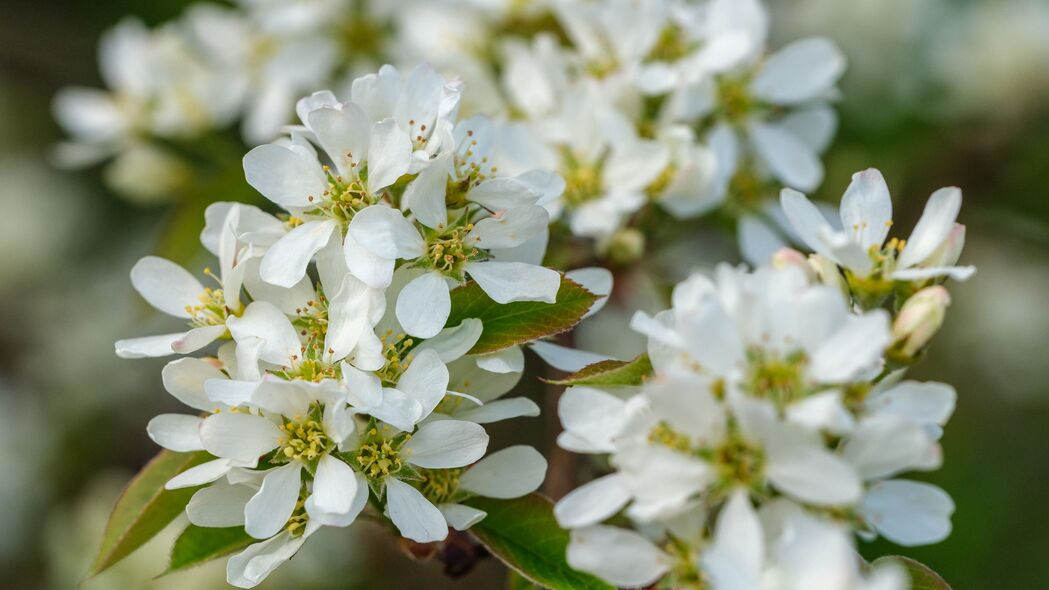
xmin=465 ymin=494 xmax=615 ymax=590
xmin=545 ymin=353 xmax=653 ymax=386
xmin=163 ymin=525 xmax=255 ymax=576
xmin=446 ymin=277 xmax=599 ymax=355
xmin=87 ymin=450 xmax=211 ymax=578
xmin=872 ymin=556 xmax=952 ymax=590
xmin=508 ymin=569 xmax=542 ymax=590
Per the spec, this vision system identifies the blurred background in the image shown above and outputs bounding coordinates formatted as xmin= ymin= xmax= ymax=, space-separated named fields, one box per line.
xmin=0 ymin=0 xmax=1047 ymax=588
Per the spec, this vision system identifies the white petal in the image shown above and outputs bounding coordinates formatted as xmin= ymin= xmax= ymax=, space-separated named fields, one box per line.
xmin=396 ymin=348 xmax=449 ymax=417
xmin=459 ymin=445 xmax=546 ymax=499
xmin=245 ymin=463 xmax=302 ymax=539
xmin=557 ymin=387 xmax=627 ymax=453
xmin=205 ymin=379 xmax=258 ymax=408
xmin=751 ymin=121 xmax=824 ymax=192
xmin=862 ymin=480 xmax=954 ymax=546
xmin=367 ymin=119 xmax=413 ymax=192
xmin=413 ymin=318 xmax=483 ymax=363
xmin=243 ymin=143 xmax=325 ymax=208
xmin=890 ymin=265 xmax=975 ymax=281
xmin=739 ymin=214 xmax=786 ymax=266
xmin=187 ymin=481 xmax=254 ymax=527
xmin=227 ymin=532 xmax=306 ymax=588
xmin=840 ymin=168 xmax=892 ymax=251
xmin=468 ymin=176 xmax=546 ymax=210
xmin=343 ymin=231 xmax=395 ymax=289
xmin=308 ymin=104 xmax=370 ymax=175
xmin=385 ymin=477 xmax=449 ymax=542
xmin=809 ymin=310 xmax=890 ymax=384
xmin=324 ymin=274 xmax=371 ymax=362
xmin=567 ymin=526 xmax=670 ymax=588
xmin=307 ymin=471 xmax=369 ymax=527
xmin=438 ymin=503 xmax=487 ymax=531
xmin=403 ymin=420 xmax=489 ymax=468
xmin=341 ymin=362 xmax=384 ymax=407
xmin=227 ymin=301 xmax=301 ymax=366
xmin=780 ymin=188 xmax=834 ymax=257
xmin=786 ymin=390 xmax=854 ymax=434
xmin=162 ymin=357 xmax=225 ymax=411
xmin=130 ymin=256 xmax=202 ymax=318
xmin=200 ymin=412 xmax=281 ymax=462
xmin=468 ymin=206 xmax=548 ymax=249
xmin=554 ymin=473 xmax=631 ymax=528
xmin=768 ymin=436 xmax=862 ymax=506
xmin=528 ymin=341 xmax=611 ymax=373
xmin=396 ymin=272 xmax=451 ymax=339
xmin=842 ymin=415 xmax=939 ymax=479
xmin=898 ymin=187 xmax=962 ymax=269
xmin=703 ymin=490 xmax=764 ymax=588
xmin=171 ymin=324 xmax=227 ymax=354
xmin=165 ymin=458 xmax=238 ymax=490
xmin=365 ymin=387 xmax=424 ymax=432
xmin=454 ymin=397 xmax=540 ymax=424
xmin=750 ymin=37 xmax=846 ymax=105
xmin=475 ymin=346 xmax=525 ymax=374
xmin=866 ymin=381 xmax=956 ymax=426
xmin=402 ymin=152 xmax=449 ymax=229
xmin=115 ymin=333 xmax=183 ymax=359
xmin=311 ymin=455 xmax=359 ymax=516
xmin=259 ymin=220 xmax=337 ymax=287
xmin=146 ymin=414 xmax=203 ymax=452
xmin=348 ymin=205 xmax=424 ymax=259
xmin=466 ymin=261 xmax=560 ymax=304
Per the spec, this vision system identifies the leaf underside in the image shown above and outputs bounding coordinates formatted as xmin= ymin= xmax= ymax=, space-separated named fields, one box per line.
xmin=465 ymin=494 xmax=616 ymax=590
xmin=87 ymin=450 xmax=210 ymax=578
xmin=544 ymin=353 xmax=654 ymax=387
xmin=446 ymin=277 xmax=599 ymax=355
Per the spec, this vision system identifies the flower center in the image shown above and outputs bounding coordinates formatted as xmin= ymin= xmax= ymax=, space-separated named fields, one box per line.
xmin=710 ymin=432 xmax=766 ymax=491
xmin=423 ymin=225 xmax=481 ymax=277
xmin=560 ymin=150 xmax=604 ymax=208
xmin=745 ymin=348 xmax=809 ymax=405
xmin=305 ymin=166 xmax=380 ymax=227
xmin=185 ymin=268 xmax=242 ymax=329
xmin=285 ymin=495 xmax=310 ymax=537
xmin=646 ymin=24 xmax=694 ymax=63
xmin=715 ymin=76 xmax=757 ymax=124
xmin=648 ymin=421 xmax=694 ymax=453
xmin=355 ymin=426 xmax=406 ymax=479
xmin=375 ymin=330 xmax=415 ymax=386
xmin=279 ymin=412 xmax=333 ymax=464
xmin=418 ymin=468 xmax=464 ymax=504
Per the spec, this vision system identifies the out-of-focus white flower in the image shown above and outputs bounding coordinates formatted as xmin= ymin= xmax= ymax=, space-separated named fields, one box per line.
xmin=781 ymin=168 xmax=975 ymax=299
xmin=52 ymin=17 xmax=240 ymax=166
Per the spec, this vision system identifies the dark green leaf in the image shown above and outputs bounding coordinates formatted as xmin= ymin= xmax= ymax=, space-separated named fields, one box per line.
xmin=87 ymin=450 xmax=210 ymax=578
xmin=446 ymin=277 xmax=598 ymax=355
xmin=163 ymin=525 xmax=255 ymax=576
xmin=545 ymin=353 xmax=653 ymax=386
xmin=465 ymin=494 xmax=615 ymax=590
xmin=873 ymin=556 xmax=952 ymax=589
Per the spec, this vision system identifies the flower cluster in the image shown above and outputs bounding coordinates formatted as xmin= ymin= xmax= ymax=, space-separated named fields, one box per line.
xmin=554 ymin=169 xmax=971 ymax=589
xmin=56 ymin=0 xmax=846 ymax=266
xmin=113 ymin=64 xmax=588 ymax=588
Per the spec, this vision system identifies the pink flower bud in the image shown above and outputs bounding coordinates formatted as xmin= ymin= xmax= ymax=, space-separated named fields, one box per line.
xmin=892 ymin=286 xmax=951 ymax=357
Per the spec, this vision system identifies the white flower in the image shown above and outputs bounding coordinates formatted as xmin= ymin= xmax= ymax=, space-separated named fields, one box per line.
xmin=347 ymin=204 xmax=559 ymax=337
xmin=53 ymin=17 xmax=239 ymax=166
xmin=702 ymin=493 xmax=908 ymax=590
xmin=781 ymin=168 xmax=976 ymax=284
xmin=115 ymin=206 xmax=247 ymax=358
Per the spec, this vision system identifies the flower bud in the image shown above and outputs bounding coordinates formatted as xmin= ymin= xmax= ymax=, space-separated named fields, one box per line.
xmin=606 ymin=228 xmax=645 ymax=265
xmin=891 ymin=286 xmax=951 ymax=358
xmin=772 ymin=248 xmax=812 ymax=275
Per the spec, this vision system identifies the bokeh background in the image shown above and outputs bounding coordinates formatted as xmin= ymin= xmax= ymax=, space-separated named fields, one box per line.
xmin=1 ymin=0 xmax=1047 ymax=588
